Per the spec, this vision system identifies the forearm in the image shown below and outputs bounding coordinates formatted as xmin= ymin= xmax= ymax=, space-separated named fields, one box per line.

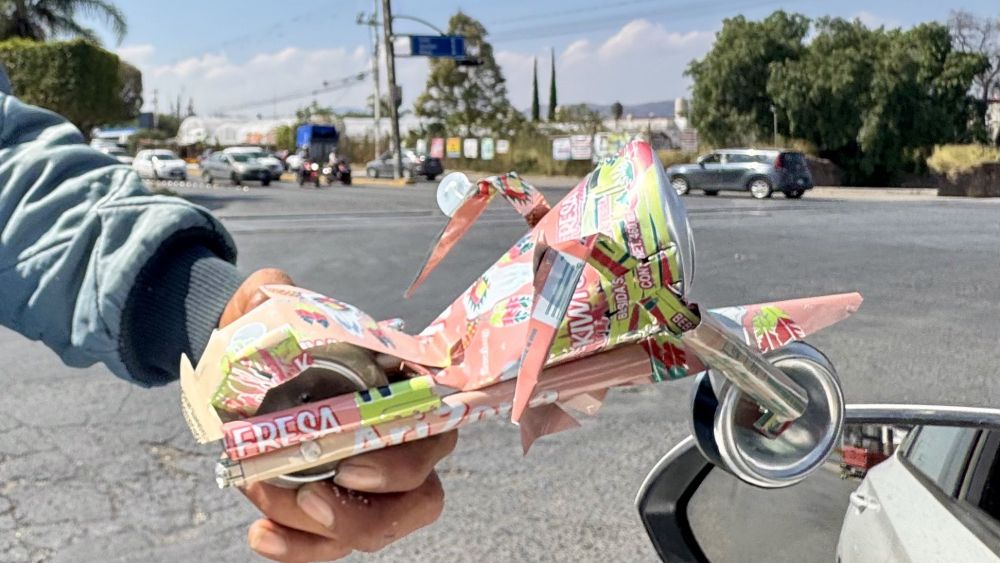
xmin=0 ymin=91 xmax=241 ymax=383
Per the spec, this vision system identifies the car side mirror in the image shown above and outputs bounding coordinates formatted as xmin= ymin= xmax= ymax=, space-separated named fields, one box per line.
xmin=637 ymin=404 xmax=1000 ymax=562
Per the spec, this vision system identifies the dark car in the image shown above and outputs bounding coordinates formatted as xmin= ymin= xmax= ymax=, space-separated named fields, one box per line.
xmin=666 ymin=149 xmax=813 ymax=199
xmin=366 ymin=149 xmax=443 ymax=181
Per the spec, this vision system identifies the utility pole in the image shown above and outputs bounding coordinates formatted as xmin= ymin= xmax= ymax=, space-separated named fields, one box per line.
xmin=381 ymin=0 xmax=403 ymax=179
xmin=152 ymin=89 xmax=159 ymax=129
xmin=370 ymin=0 xmax=382 ymax=159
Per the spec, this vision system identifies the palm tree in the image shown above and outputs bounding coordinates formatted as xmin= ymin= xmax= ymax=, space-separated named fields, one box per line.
xmin=0 ymin=0 xmax=127 ymax=44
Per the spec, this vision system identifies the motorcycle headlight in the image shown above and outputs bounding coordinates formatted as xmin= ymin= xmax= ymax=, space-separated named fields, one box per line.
xmin=310 ymin=163 xmax=319 ymax=171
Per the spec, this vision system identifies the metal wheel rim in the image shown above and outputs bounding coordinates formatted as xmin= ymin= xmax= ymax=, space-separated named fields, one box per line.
xmin=672 ymin=178 xmax=688 ymax=195
xmin=750 ymin=180 xmax=770 ymax=199
xmin=713 ymin=345 xmax=844 ymax=488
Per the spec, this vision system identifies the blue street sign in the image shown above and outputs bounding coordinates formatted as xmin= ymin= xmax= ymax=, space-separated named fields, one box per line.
xmin=406 ymin=35 xmax=466 ymax=58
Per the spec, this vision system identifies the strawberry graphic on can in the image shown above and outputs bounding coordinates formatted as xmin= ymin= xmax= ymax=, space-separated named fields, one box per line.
xmin=751 ymin=305 xmax=805 ymax=353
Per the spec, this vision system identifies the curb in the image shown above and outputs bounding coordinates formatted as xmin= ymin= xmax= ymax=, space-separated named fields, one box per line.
xmin=810 ymin=186 xmax=939 ymax=200
xmin=352 ymin=176 xmax=415 ymax=188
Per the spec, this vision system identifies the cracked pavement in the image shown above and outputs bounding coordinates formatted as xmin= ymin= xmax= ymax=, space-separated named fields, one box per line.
xmin=2 ymin=181 xmax=999 ymax=561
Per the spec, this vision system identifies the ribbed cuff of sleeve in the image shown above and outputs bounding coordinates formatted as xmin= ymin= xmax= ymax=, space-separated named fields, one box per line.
xmin=119 ymin=230 xmax=244 ymax=386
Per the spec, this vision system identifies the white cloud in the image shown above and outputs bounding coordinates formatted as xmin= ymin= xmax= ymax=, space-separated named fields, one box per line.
xmin=123 ymin=18 xmax=717 ymax=118
xmin=853 ymin=11 xmax=901 ymax=29
xmin=562 ymin=40 xmax=590 ymax=64
xmin=115 ymin=44 xmax=154 ymax=66
xmin=499 ymin=19 xmax=715 ymax=110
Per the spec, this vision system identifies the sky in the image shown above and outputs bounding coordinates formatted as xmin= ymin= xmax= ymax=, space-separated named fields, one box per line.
xmin=90 ymin=0 xmax=1000 ymax=119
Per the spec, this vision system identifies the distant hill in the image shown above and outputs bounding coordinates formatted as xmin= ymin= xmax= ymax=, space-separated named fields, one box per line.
xmin=523 ymin=100 xmax=677 ymax=118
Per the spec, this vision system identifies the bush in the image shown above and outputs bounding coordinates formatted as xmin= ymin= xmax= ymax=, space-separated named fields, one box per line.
xmin=657 ymin=150 xmax=698 ymax=168
xmin=927 ymin=145 xmax=1000 ymax=179
xmin=0 ymin=38 xmax=140 ymax=135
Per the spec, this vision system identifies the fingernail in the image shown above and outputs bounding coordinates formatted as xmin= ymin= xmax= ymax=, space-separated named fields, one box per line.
xmin=334 ymin=463 xmax=384 ymax=490
xmin=250 ymin=527 xmax=286 ymax=557
xmin=297 ymin=487 xmax=335 ymax=529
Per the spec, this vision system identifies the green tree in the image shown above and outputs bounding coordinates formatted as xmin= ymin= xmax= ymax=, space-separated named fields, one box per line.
xmin=0 ymin=0 xmax=127 ymax=44
xmin=531 ymin=57 xmax=540 ymax=122
xmin=769 ymin=18 xmax=986 ymax=182
xmin=153 ymin=113 xmax=180 ymax=137
xmin=274 ymin=124 xmax=295 ymax=152
xmin=555 ymin=103 xmax=603 ymax=134
xmin=947 ymin=10 xmax=1000 ymax=137
xmin=547 ymin=47 xmax=557 ymax=121
xmin=0 ymin=38 xmax=139 ymax=134
xmin=686 ymin=11 xmax=810 ymax=145
xmin=414 ymin=11 xmax=518 ymax=135
xmin=296 ymin=100 xmax=336 ymax=124
xmin=610 ymin=101 xmax=624 ymax=123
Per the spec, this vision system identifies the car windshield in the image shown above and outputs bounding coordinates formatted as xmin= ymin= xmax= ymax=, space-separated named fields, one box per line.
xmin=229 ymin=154 xmax=252 ymax=163
xmin=152 ymin=153 xmax=179 ymax=160
xmin=106 ymin=148 xmax=126 ymax=156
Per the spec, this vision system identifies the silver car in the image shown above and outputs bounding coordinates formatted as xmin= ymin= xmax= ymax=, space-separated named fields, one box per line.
xmin=666 ymin=148 xmax=813 ymax=199
xmin=200 ymin=152 xmax=271 ymax=186
xmin=365 ymin=149 xmax=443 ymax=181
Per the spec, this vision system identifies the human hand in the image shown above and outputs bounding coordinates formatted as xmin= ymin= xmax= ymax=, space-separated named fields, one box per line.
xmin=220 ymin=268 xmax=296 ymax=327
xmin=218 ymin=268 xmax=457 ymax=561
xmin=242 ymin=431 xmax=458 ymax=562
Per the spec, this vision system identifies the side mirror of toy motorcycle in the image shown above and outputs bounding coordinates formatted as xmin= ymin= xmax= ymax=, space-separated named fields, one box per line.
xmin=436 ymin=172 xmax=475 ymax=217
xmin=636 ymin=404 xmax=1000 ymax=562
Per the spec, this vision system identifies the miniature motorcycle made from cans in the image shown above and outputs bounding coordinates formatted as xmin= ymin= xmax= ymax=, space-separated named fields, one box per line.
xmin=181 ymin=140 xmax=862 ymax=490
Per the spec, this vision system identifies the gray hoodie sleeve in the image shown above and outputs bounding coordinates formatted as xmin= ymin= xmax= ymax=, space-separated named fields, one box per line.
xmin=0 ymin=85 xmax=244 ymax=384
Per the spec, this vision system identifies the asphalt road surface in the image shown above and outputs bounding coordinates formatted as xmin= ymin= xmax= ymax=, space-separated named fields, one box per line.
xmin=1 ymin=178 xmax=999 ymax=562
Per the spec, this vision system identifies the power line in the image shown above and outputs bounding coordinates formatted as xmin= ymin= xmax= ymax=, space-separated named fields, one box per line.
xmin=488 ymin=0 xmax=805 ymax=43
xmin=487 ymin=0 xmax=667 ymax=28
xmin=214 ymin=71 xmax=369 ymax=114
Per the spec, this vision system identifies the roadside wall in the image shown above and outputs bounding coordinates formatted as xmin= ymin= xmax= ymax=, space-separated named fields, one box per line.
xmin=938 ymin=163 xmax=1000 ymax=197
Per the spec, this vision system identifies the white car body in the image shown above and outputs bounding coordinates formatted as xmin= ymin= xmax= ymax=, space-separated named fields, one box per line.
xmin=285 ymin=153 xmax=304 ymax=172
xmin=838 ymin=427 xmax=1000 ymax=562
xmin=223 ymin=146 xmax=283 ymax=179
xmin=98 ymin=146 xmax=133 ymax=165
xmin=133 ymin=149 xmax=188 ymax=180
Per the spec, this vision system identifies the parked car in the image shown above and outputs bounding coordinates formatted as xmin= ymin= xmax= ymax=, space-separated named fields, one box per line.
xmin=666 ymin=149 xmax=813 ymax=199
xmin=133 ymin=149 xmax=188 ymax=180
xmin=98 ymin=145 xmax=133 ymax=165
xmin=838 ymin=425 xmax=1000 ymax=561
xmin=366 ymin=149 xmax=443 ymax=181
xmin=201 ymin=152 xmax=271 ymax=186
xmin=223 ymin=146 xmax=284 ymax=180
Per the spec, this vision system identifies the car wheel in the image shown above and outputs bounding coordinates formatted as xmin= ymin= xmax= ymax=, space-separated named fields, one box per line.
xmin=262 ymin=177 xmax=271 ymax=187
xmin=204 ymin=170 xmax=213 ymax=184
xmin=367 ymin=167 xmax=378 ymax=178
xmin=704 ymin=190 xmax=719 ymax=196
xmin=426 ymin=174 xmax=438 ymax=182
xmin=748 ymin=177 xmax=773 ymax=199
xmin=231 ymin=173 xmax=242 ymax=186
xmin=785 ymin=189 xmax=805 ymax=199
xmin=671 ymin=176 xmax=690 ymax=196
